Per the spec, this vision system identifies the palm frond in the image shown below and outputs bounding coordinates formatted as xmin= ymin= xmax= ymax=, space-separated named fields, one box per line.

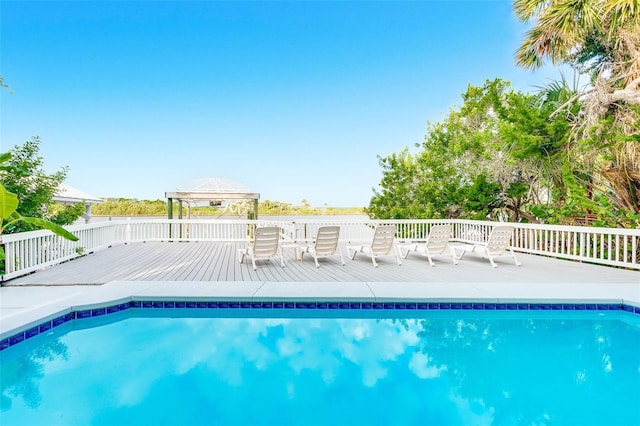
xmin=513 ymin=0 xmax=551 ymax=21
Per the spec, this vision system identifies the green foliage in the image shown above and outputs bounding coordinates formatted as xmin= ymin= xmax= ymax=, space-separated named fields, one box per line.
xmin=92 ymin=198 xmax=364 ymax=217
xmin=93 ymin=198 xmax=171 ymax=216
xmin=49 ymin=202 xmax=87 ymax=225
xmin=0 ymin=184 xmax=19 ymax=220
xmin=368 ymin=78 xmax=639 ymax=227
xmin=366 ymin=149 xmax=436 ymax=219
xmin=259 ymin=200 xmax=295 ymax=215
xmin=369 ymin=79 xmax=535 ymax=221
xmin=259 ymin=200 xmax=362 ymax=216
xmin=0 ymin=152 xmax=79 ymax=263
xmin=0 ymin=137 xmax=84 ymax=231
xmin=514 ymin=1 xmax=640 ymax=225
xmin=459 ymin=174 xmax=502 ymax=220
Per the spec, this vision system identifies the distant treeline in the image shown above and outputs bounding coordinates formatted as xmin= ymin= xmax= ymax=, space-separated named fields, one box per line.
xmin=92 ymin=198 xmax=364 ymax=217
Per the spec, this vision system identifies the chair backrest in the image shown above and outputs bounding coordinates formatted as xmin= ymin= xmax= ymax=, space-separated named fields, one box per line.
xmin=252 ymin=226 xmax=280 ymax=257
xmin=426 ymin=224 xmax=451 ymax=254
xmin=370 ymin=225 xmax=396 ymax=255
xmin=314 ymin=226 xmax=340 ymax=256
xmin=486 ymin=226 xmax=515 ymax=254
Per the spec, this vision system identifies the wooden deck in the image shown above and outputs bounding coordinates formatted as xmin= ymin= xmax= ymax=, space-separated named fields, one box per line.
xmin=3 ymin=241 xmax=638 ymax=286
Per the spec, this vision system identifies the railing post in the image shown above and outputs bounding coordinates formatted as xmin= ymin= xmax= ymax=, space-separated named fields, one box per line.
xmin=126 ymin=218 xmax=132 ymax=243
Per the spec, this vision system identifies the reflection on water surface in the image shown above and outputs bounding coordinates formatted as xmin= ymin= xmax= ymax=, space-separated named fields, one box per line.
xmin=1 ymin=310 xmax=639 ymax=425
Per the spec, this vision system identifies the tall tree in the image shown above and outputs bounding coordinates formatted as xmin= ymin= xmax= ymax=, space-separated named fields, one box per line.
xmin=370 ymin=81 xmax=521 ymax=221
xmin=514 ymin=0 xmax=640 ymax=223
xmin=368 ymin=79 xmax=585 ymax=223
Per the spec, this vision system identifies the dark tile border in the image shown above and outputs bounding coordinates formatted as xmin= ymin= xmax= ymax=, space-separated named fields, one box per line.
xmin=2 ymin=300 xmax=638 ymax=351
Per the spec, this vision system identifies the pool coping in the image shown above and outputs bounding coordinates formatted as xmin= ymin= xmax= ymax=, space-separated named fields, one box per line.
xmin=2 ymin=280 xmax=639 ymax=350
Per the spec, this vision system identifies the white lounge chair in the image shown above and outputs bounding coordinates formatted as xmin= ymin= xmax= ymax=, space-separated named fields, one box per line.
xmin=238 ymin=226 xmax=285 ymax=271
xmin=398 ymin=224 xmax=458 ymax=266
xmin=462 ymin=225 xmax=522 ymax=268
xmin=347 ymin=224 xmax=401 ymax=267
xmin=298 ymin=226 xmax=345 ymax=268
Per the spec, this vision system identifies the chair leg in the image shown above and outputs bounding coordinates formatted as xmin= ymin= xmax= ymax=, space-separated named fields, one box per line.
xmin=338 ymin=247 xmax=345 ymax=266
xmin=399 ymin=244 xmax=414 ymax=259
xmin=394 ymin=247 xmax=402 ymax=266
xmin=449 ymin=247 xmax=459 ymax=265
xmin=510 ymin=248 xmax=522 ymax=266
xmin=422 ymin=247 xmax=435 ymax=267
xmin=454 ymin=246 xmax=469 ymax=261
xmin=252 ymin=258 xmax=257 ymax=271
xmin=371 ymin=255 xmax=378 ymax=268
xmin=306 ymin=247 xmax=320 ymax=267
xmin=487 ymin=253 xmax=498 ymax=268
xmin=348 ymin=246 xmax=361 ymax=260
xmin=238 ymin=249 xmax=246 ymax=263
xmin=426 ymin=255 xmax=435 ymax=267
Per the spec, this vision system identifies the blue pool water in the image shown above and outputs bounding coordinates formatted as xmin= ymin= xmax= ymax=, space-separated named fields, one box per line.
xmin=1 ymin=309 xmax=639 ymax=426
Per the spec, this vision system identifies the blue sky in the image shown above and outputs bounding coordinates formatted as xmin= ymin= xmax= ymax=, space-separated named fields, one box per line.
xmin=1 ymin=0 xmax=562 ymax=208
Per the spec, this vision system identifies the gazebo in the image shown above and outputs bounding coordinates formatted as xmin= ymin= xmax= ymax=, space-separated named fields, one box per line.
xmin=165 ymin=178 xmax=260 ymax=219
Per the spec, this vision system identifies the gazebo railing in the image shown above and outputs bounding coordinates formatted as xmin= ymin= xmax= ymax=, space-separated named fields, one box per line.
xmin=1 ymin=218 xmax=638 ymax=281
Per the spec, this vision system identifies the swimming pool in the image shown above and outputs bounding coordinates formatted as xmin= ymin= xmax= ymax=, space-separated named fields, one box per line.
xmin=1 ymin=306 xmax=639 ymax=426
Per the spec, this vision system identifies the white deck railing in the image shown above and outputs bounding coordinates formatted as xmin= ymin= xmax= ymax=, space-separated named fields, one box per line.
xmin=1 ymin=218 xmax=638 ymax=281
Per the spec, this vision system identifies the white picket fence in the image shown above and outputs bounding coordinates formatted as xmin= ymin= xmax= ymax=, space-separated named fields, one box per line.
xmin=1 ymin=218 xmax=638 ymax=281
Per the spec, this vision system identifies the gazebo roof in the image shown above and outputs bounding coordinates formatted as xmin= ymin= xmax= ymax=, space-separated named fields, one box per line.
xmin=165 ymin=178 xmax=259 ymax=201
xmin=176 ymin=178 xmax=252 ymax=193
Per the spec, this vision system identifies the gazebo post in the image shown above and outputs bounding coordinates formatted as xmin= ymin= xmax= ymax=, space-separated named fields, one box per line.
xmin=167 ymin=198 xmax=173 ymax=219
xmin=251 ymin=199 xmax=258 ymax=220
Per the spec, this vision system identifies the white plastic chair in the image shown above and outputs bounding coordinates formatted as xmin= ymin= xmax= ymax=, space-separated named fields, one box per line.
xmin=463 ymin=225 xmax=522 ymax=268
xmin=347 ymin=224 xmax=401 ymax=268
xmin=299 ymin=225 xmax=345 ymax=268
xmin=238 ymin=226 xmax=285 ymax=271
xmin=399 ymin=224 xmax=458 ymax=266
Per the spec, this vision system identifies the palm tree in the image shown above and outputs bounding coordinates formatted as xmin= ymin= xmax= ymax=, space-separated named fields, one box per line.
xmin=513 ymin=0 xmax=640 ymax=224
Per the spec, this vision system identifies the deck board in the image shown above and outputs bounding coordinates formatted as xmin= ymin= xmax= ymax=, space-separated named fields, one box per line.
xmin=3 ymin=240 xmax=638 ymax=286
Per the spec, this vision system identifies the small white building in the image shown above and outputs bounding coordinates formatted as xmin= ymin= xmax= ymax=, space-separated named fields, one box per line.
xmin=53 ymin=183 xmax=103 ymax=223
